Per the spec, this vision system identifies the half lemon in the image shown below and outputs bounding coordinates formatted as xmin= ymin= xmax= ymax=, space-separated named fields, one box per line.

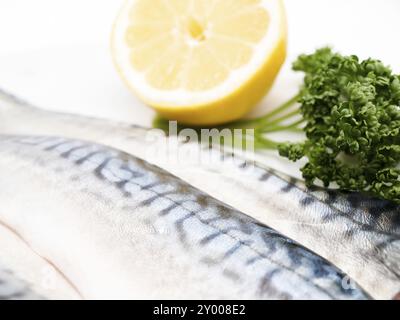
xmin=112 ymin=0 xmax=287 ymax=125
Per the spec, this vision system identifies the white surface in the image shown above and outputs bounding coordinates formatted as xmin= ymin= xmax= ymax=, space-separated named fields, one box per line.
xmin=0 ymin=0 xmax=399 ymax=124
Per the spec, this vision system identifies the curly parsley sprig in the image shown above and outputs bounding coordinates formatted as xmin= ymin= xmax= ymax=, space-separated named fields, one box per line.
xmin=154 ymin=48 xmax=400 ymax=203
xmin=277 ymin=48 xmax=400 ymax=203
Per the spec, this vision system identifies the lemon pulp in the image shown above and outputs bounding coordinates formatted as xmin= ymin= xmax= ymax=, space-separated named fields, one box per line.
xmin=112 ymin=0 xmax=287 ymax=125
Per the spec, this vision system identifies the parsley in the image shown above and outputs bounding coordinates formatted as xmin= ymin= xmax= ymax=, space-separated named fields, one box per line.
xmin=154 ymin=48 xmax=400 ymax=203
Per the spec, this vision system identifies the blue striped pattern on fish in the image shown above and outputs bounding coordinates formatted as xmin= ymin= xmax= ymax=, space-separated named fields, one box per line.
xmin=209 ymin=150 xmax=400 ymax=299
xmin=0 ymin=135 xmax=369 ymax=299
xmin=1 ymin=89 xmax=398 ymax=299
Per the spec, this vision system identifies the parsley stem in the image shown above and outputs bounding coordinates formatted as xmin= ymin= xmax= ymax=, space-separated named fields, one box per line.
xmin=254 ymin=135 xmax=280 ymax=150
xmin=228 ymin=93 xmax=301 ymax=129
xmin=257 ymin=109 xmax=301 ymax=129
xmin=260 ymin=119 xmax=305 ymax=133
xmin=255 ymin=93 xmax=301 ymax=123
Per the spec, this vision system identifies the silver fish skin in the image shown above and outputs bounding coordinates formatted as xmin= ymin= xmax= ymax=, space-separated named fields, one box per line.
xmin=0 ymin=261 xmax=44 ymax=300
xmin=0 ymin=135 xmax=369 ymax=300
xmin=0 ymin=90 xmax=398 ymax=299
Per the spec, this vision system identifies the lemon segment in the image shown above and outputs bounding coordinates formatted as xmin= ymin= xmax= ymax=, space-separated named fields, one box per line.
xmin=112 ymin=0 xmax=287 ymax=125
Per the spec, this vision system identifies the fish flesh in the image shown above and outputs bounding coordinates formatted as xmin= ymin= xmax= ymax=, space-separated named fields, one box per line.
xmin=0 ymin=261 xmax=44 ymax=300
xmin=0 ymin=89 xmax=399 ymax=299
xmin=0 ymin=135 xmax=369 ymax=299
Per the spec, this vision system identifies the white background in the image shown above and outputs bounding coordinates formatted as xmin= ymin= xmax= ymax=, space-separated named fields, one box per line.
xmin=0 ymin=0 xmax=399 ymax=126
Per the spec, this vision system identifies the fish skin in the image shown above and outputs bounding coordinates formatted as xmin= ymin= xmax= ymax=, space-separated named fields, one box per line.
xmin=0 ymin=261 xmax=44 ymax=300
xmin=0 ymin=89 xmax=398 ymax=299
xmin=0 ymin=135 xmax=369 ymax=300
xmin=0 ymin=222 xmax=82 ymax=300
